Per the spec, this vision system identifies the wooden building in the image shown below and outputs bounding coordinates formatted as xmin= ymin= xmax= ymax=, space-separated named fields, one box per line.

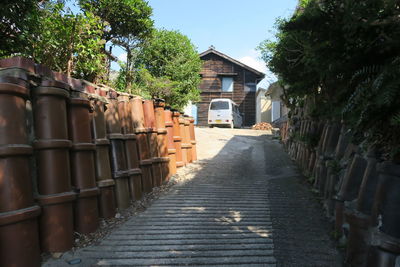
xmin=197 ymin=47 xmax=265 ymax=126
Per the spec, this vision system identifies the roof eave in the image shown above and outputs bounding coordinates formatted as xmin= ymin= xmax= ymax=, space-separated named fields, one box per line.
xmin=199 ymin=49 xmax=265 ymax=78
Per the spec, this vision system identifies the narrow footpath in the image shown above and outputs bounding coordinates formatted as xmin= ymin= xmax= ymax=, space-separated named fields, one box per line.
xmin=45 ymin=128 xmax=341 ymax=266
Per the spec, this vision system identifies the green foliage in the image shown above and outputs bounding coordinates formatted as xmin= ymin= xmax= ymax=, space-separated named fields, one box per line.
xmin=79 ymin=0 xmax=154 ymax=85
xmin=136 ymin=29 xmax=202 ymax=110
xmin=32 ymin=2 xmax=106 ymax=81
xmin=0 ymin=0 xmax=40 ymax=58
xmin=79 ymin=0 xmax=153 ymax=43
xmin=259 ymin=0 xmax=400 ymax=160
xmin=0 ymin=1 xmax=107 ymax=82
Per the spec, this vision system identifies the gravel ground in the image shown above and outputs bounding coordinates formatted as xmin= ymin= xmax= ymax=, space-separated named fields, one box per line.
xmin=43 ymin=127 xmax=342 ymax=266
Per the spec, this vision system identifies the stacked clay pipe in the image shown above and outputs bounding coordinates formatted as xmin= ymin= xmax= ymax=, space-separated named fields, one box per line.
xmin=143 ymin=99 xmax=163 ymax=187
xmin=283 ymin=98 xmax=400 ymax=267
xmin=119 ymin=93 xmax=142 ymax=201
xmin=164 ymin=109 xmax=177 ymax=177
xmin=90 ymin=85 xmax=116 ymax=218
xmin=0 ymin=57 xmax=198 ymax=266
xmin=183 ymin=115 xmax=193 ymax=164
xmin=172 ymin=110 xmax=184 ymax=168
xmin=189 ymin=116 xmax=197 ymax=162
xmin=131 ymin=97 xmax=153 ymax=193
xmin=154 ymin=99 xmax=170 ymax=182
xmin=0 ymin=59 xmax=41 ymax=267
xmin=32 ymin=78 xmax=76 ymax=251
xmin=68 ymin=85 xmax=100 ymax=234
xmin=105 ymin=89 xmax=131 ymax=210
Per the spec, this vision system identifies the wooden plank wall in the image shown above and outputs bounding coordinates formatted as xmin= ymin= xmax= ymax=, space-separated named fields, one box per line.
xmin=197 ymin=54 xmax=257 ymax=126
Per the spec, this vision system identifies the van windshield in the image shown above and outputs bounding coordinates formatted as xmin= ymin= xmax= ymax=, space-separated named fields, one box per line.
xmin=210 ymin=101 xmax=229 ymax=110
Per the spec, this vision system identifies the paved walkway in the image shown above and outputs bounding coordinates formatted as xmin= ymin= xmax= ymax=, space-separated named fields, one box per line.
xmin=45 ymin=128 xmax=341 ymax=266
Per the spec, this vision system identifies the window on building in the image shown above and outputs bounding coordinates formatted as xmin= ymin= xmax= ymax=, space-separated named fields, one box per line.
xmin=244 ymin=82 xmax=257 ymax=92
xmin=222 ymin=77 xmax=233 ymax=92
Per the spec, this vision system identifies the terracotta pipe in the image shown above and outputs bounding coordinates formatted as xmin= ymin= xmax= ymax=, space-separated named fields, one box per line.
xmin=130 ymin=97 xmax=153 ymax=193
xmin=32 ymin=79 xmax=76 ymax=252
xmin=188 ymin=116 xmax=197 ymax=162
xmin=172 ymin=111 xmax=184 ymax=168
xmin=104 ymin=90 xmax=131 ymax=210
xmin=154 ymin=99 xmax=170 ymax=183
xmin=0 ymin=75 xmax=41 ymax=267
xmin=68 ymin=92 xmax=99 ymax=234
xmin=183 ymin=115 xmax=193 ymax=163
xmin=119 ymin=93 xmax=142 ymax=201
xmin=164 ymin=109 xmax=177 ymax=177
xmin=179 ymin=115 xmax=189 ymax=165
xmin=90 ymin=89 xmax=116 ymax=219
xmin=143 ymin=99 xmax=162 ymax=187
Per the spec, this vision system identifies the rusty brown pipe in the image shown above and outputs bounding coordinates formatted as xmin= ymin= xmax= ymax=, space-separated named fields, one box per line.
xmin=90 ymin=90 xmax=116 ymax=219
xmin=0 ymin=75 xmax=41 ymax=267
xmin=183 ymin=115 xmax=193 ymax=163
xmin=119 ymin=93 xmax=143 ymax=201
xmin=130 ymin=97 xmax=153 ymax=193
xmin=179 ymin=115 xmax=189 ymax=165
xmin=32 ymin=79 xmax=77 ymax=252
xmin=154 ymin=99 xmax=170 ymax=183
xmin=172 ymin=111 xmax=184 ymax=168
xmin=68 ymin=94 xmax=99 ymax=234
xmin=164 ymin=109 xmax=177 ymax=177
xmin=143 ymin=99 xmax=162 ymax=188
xmin=105 ymin=91 xmax=131 ymax=210
xmin=188 ymin=116 xmax=197 ymax=162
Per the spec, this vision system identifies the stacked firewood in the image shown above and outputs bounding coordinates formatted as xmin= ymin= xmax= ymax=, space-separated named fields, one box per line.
xmin=251 ymin=122 xmax=273 ymax=130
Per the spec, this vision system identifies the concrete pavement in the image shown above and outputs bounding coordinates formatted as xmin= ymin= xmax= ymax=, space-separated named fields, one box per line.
xmin=44 ymin=128 xmax=341 ymax=266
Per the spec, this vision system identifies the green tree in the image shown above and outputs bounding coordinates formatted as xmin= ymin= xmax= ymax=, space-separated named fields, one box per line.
xmin=32 ymin=2 xmax=106 ymax=81
xmin=136 ymin=29 xmax=202 ymax=110
xmin=258 ymin=0 xmax=400 ymax=160
xmin=0 ymin=0 xmax=40 ymax=58
xmin=79 ymin=0 xmax=153 ymax=84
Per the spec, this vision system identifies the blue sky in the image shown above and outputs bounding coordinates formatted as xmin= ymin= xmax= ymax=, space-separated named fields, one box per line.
xmin=121 ymin=0 xmax=298 ymax=88
xmin=69 ymin=0 xmax=298 ymax=88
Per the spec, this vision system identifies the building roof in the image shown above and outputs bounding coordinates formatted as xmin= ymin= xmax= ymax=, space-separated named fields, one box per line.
xmin=199 ymin=47 xmax=265 ymax=79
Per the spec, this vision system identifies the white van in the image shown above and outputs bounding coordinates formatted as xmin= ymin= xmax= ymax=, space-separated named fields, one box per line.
xmin=208 ymin=98 xmax=243 ymax=128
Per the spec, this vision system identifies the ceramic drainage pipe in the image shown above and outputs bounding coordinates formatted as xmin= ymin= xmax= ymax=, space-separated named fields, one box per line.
xmin=164 ymin=109 xmax=177 ymax=177
xmin=90 ymin=89 xmax=116 ymax=218
xmin=32 ymin=79 xmax=76 ymax=252
xmin=68 ymin=92 xmax=100 ymax=234
xmin=172 ymin=111 xmax=184 ymax=168
xmin=119 ymin=93 xmax=142 ymax=201
xmin=104 ymin=90 xmax=131 ymax=210
xmin=130 ymin=97 xmax=153 ymax=193
xmin=143 ymin=99 xmax=163 ymax=188
xmin=0 ymin=75 xmax=41 ymax=267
